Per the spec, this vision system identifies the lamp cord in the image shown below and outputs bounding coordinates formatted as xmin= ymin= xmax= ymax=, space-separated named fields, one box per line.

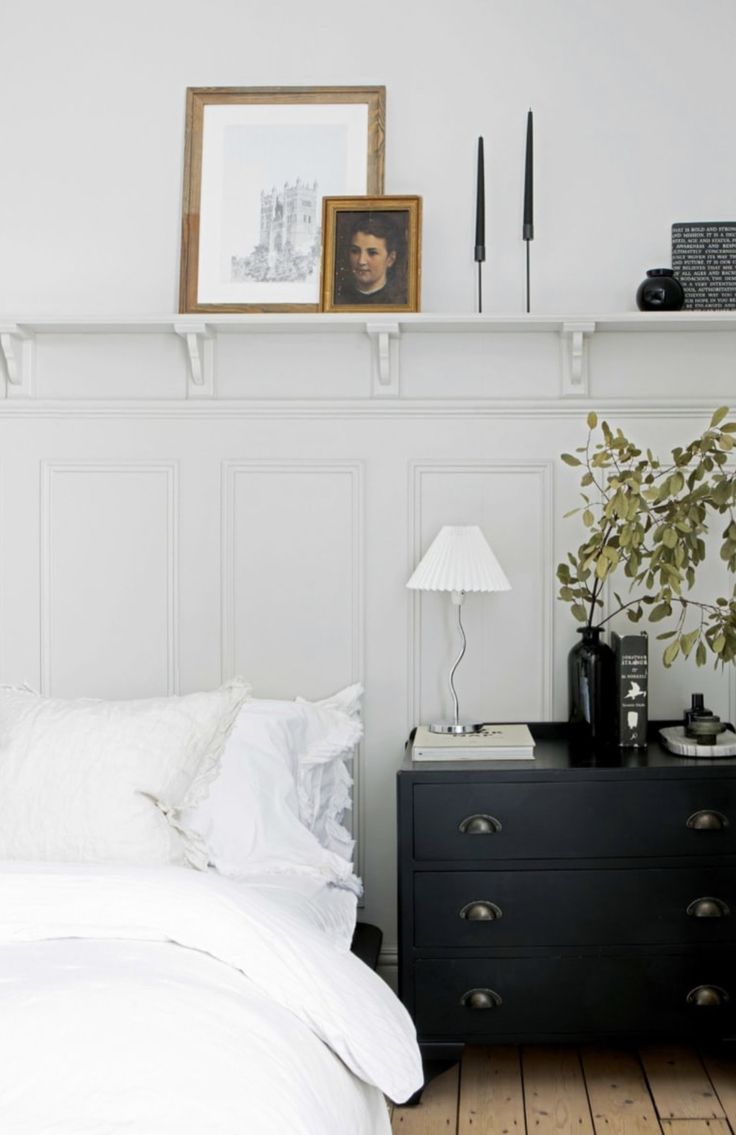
xmin=448 ymin=597 xmax=467 ymax=728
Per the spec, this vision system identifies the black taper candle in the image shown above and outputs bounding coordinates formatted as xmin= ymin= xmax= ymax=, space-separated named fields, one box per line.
xmin=474 ymin=136 xmax=486 ymax=262
xmin=523 ymin=109 xmax=534 ymax=241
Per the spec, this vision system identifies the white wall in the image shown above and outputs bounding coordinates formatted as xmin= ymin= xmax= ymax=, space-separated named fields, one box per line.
xmin=2 ymin=1 xmax=736 ymax=976
xmin=2 ymin=0 xmax=735 ymax=316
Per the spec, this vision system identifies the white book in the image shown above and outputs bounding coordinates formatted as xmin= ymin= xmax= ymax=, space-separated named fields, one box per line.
xmin=411 ymin=723 xmax=535 ymax=761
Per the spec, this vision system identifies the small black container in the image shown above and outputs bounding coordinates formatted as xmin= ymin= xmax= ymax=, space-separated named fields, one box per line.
xmin=636 ymin=268 xmax=685 ymax=312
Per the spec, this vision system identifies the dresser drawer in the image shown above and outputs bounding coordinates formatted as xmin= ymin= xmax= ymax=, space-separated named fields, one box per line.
xmin=414 ymin=867 xmax=736 ymax=948
xmin=413 ymin=779 xmax=736 ymax=861
xmin=413 ymin=953 xmax=736 ymax=1042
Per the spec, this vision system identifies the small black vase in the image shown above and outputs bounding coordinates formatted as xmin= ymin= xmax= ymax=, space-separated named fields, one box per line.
xmin=568 ymin=626 xmax=615 ymax=747
xmin=636 ymin=268 xmax=685 ymax=312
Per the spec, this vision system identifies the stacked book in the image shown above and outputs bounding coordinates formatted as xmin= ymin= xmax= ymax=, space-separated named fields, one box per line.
xmin=411 ymin=723 xmax=535 ymax=761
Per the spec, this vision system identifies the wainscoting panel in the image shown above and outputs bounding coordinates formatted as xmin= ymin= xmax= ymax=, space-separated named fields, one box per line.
xmin=221 ymin=460 xmax=364 ymax=701
xmin=409 ymin=460 xmax=554 ymax=730
xmin=0 ymin=321 xmax=735 ymax=959
xmin=40 ymin=463 xmax=178 ymax=699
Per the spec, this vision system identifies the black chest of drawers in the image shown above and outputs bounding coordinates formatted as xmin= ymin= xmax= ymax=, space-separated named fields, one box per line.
xmin=397 ymin=730 xmax=736 ymax=1061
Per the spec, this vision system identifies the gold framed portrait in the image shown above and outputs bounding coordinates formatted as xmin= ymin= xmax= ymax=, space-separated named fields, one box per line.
xmin=179 ymin=86 xmax=385 ymax=314
xmin=320 ymin=196 xmax=422 ymax=313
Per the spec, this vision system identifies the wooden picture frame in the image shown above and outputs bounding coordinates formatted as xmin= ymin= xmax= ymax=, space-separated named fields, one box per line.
xmin=320 ymin=196 xmax=422 ymax=313
xmin=179 ymin=86 xmax=385 ymax=314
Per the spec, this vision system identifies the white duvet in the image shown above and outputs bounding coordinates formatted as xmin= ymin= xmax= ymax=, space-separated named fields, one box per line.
xmin=0 ymin=864 xmax=422 ymax=1133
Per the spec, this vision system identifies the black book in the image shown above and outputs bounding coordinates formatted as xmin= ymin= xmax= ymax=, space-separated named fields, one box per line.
xmin=611 ymin=631 xmax=648 ymax=748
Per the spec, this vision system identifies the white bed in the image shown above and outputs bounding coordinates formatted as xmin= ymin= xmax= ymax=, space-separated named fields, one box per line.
xmin=0 ymin=682 xmax=423 ymax=1132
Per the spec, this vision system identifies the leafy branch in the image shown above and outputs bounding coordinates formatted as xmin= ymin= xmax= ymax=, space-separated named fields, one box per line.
xmin=557 ymin=407 xmax=736 ymax=667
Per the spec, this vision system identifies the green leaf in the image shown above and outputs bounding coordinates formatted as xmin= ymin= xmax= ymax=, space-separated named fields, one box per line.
xmin=571 ymin=604 xmax=588 ymax=622
xmin=561 ymin=453 xmax=582 ymax=467
xmin=696 ymin=641 xmax=707 ymax=667
xmin=649 ymin=603 xmax=671 ymax=622
xmin=587 ymin=411 xmax=598 ymax=430
xmin=663 ymin=640 xmax=681 ymax=667
xmin=681 ymin=629 xmax=700 ymax=657
xmin=710 ymin=406 xmax=730 ymax=428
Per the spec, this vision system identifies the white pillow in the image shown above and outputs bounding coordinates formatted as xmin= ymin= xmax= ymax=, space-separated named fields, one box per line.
xmin=0 ymin=680 xmax=249 ymax=869
xmin=294 ymin=683 xmax=363 ymax=859
xmin=184 ymin=686 xmax=363 ymax=889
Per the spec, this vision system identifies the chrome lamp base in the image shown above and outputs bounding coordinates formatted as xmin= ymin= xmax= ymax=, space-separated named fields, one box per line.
xmin=429 ymin=721 xmax=484 ymax=735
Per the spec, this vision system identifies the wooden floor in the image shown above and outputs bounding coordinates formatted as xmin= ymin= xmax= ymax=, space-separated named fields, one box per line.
xmin=390 ymin=1044 xmax=736 ymax=1135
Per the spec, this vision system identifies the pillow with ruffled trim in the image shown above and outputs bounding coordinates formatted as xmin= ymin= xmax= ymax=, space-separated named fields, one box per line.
xmin=0 ymin=680 xmax=250 ymax=868
xmin=184 ymin=686 xmax=363 ymax=889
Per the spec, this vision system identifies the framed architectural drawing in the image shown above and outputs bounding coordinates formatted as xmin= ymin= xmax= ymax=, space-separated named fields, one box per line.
xmin=320 ymin=196 xmax=422 ymax=313
xmin=179 ymin=86 xmax=385 ymax=314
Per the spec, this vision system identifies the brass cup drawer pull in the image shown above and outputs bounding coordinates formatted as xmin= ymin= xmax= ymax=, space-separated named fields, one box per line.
xmin=458 ymin=814 xmax=502 ymax=835
xmin=686 ymin=897 xmax=731 ymax=918
xmin=686 ymin=984 xmax=729 ymax=1007
xmin=686 ymin=809 xmax=729 ymax=831
xmin=459 ymin=900 xmax=503 ymax=922
xmin=461 ymin=988 xmax=503 ymax=1011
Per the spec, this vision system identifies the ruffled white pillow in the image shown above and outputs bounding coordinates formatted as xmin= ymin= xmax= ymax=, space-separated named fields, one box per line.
xmin=184 ymin=685 xmax=363 ymax=890
xmin=0 ymin=680 xmax=249 ymax=868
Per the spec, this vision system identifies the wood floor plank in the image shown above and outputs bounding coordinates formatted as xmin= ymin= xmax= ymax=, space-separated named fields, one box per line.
xmin=522 ymin=1046 xmax=595 ymax=1135
xmin=581 ymin=1046 xmax=661 ymax=1135
xmin=701 ymin=1050 xmax=736 ymax=1130
xmin=639 ymin=1047 xmax=725 ymax=1120
xmin=660 ymin=1120 xmax=731 ymax=1135
xmin=459 ymin=1046 xmax=525 ymax=1135
xmin=391 ymin=1063 xmax=460 ymax=1133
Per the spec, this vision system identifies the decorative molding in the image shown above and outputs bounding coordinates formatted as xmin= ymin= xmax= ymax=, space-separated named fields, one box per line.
xmin=0 ymin=399 xmax=729 ymax=421
xmin=0 ymin=324 xmax=35 ymax=397
xmin=560 ymin=321 xmax=595 ymax=396
xmin=220 ymin=458 xmax=366 ymax=879
xmin=174 ymin=322 xmax=214 ymax=397
xmin=4 ymin=312 xmax=736 ymax=403
xmin=408 ymin=459 xmax=555 ymax=735
xmin=40 ymin=463 xmax=179 ymax=697
xmin=365 ymin=322 xmax=400 ymax=395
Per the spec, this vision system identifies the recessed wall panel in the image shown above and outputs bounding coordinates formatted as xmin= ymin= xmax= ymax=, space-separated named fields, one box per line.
xmin=410 ymin=461 xmax=553 ymax=729
xmin=223 ymin=461 xmax=363 ymax=701
xmin=42 ymin=464 xmax=176 ymax=698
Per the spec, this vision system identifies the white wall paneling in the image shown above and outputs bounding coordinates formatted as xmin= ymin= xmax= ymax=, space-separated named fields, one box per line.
xmin=0 ymin=321 xmax=734 ymax=967
xmin=40 ymin=463 xmax=179 ymax=699
xmin=221 ymin=459 xmax=366 ymax=882
xmin=409 ymin=460 xmax=554 ymax=733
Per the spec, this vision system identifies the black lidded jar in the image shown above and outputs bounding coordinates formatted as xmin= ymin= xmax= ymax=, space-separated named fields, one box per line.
xmin=636 ymin=268 xmax=685 ymax=311
xmin=568 ymin=625 xmax=616 ymax=747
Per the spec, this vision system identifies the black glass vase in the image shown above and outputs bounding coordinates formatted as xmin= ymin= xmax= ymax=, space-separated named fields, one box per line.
xmin=636 ymin=268 xmax=685 ymax=312
xmin=568 ymin=626 xmax=615 ymax=747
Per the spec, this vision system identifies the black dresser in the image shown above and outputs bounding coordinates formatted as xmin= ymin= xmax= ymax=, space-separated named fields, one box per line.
xmin=397 ymin=726 xmax=736 ymax=1063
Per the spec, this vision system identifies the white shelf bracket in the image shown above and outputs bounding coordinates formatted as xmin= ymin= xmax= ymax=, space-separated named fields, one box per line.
xmin=0 ymin=324 xmax=35 ymax=397
xmin=366 ymin=322 xmax=401 ymax=397
xmin=560 ymin=322 xmax=595 ymax=397
xmin=174 ymin=322 xmax=214 ymax=398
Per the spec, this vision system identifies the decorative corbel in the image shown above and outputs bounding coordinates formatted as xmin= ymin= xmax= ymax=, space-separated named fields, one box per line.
xmin=366 ymin=322 xmax=401 ymax=397
xmin=0 ymin=324 xmax=35 ymax=397
xmin=174 ymin=322 xmax=214 ymax=397
xmin=560 ymin=321 xmax=595 ymax=396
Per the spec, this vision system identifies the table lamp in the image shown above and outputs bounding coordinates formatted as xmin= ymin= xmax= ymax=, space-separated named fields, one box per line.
xmin=406 ymin=525 xmax=511 ymax=735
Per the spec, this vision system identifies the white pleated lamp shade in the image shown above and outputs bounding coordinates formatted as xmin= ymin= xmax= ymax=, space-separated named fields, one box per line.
xmin=406 ymin=526 xmax=511 ymax=593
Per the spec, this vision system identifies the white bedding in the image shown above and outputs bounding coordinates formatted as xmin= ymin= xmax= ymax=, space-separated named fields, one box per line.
xmin=0 ymin=863 xmax=422 ymax=1133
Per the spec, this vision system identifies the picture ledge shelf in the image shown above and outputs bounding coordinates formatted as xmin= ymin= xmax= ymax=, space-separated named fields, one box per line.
xmin=1 ymin=311 xmax=735 ymax=399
